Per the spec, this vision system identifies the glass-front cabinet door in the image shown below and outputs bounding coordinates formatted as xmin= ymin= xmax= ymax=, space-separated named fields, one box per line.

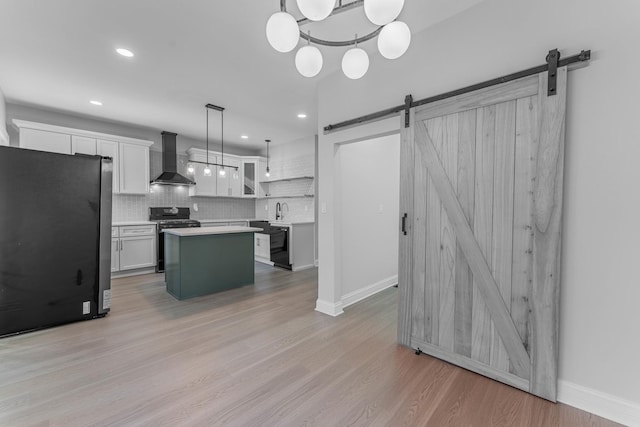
xmin=242 ymin=159 xmax=257 ymax=197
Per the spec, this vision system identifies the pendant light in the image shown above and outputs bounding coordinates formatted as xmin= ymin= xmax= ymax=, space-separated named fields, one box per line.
xmin=364 ymin=0 xmax=404 ymax=26
xmin=204 ymin=106 xmax=212 ymax=176
xmin=266 ymin=12 xmax=299 ymax=53
xmin=377 ymin=20 xmax=411 ymax=59
xmin=295 ymin=32 xmax=323 ymax=78
xmin=342 ymin=34 xmax=369 ymax=80
xmin=218 ymin=107 xmax=226 ymax=177
xmin=266 ymin=1 xmax=410 ymax=79
xmin=296 ymin=0 xmax=334 ymax=22
xmin=265 ymin=139 xmax=271 ymax=178
xmin=193 ymin=104 xmax=238 ymax=178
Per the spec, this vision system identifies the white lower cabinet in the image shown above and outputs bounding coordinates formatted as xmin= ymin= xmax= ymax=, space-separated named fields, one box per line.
xmin=119 ymin=236 xmax=156 ymax=270
xmin=111 ymin=225 xmax=156 ymax=274
xmin=111 ymin=238 xmax=120 ymax=272
xmin=254 ymin=233 xmax=271 ymax=263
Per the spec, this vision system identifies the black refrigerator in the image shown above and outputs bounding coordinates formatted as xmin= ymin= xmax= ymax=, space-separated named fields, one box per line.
xmin=0 ymin=145 xmax=112 ymax=337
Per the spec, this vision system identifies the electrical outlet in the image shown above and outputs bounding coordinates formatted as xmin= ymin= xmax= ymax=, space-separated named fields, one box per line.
xmin=378 ymin=204 xmax=384 ymax=213
xmin=193 ymin=203 xmax=198 ymax=212
xmin=321 ymin=203 xmax=327 ymax=213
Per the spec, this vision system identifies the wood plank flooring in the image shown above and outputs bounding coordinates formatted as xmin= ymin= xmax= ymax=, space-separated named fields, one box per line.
xmin=0 ymin=264 xmax=620 ymax=426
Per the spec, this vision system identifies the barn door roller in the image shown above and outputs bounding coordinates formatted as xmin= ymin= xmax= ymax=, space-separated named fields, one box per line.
xmin=324 ymin=48 xmax=591 ymax=133
xmin=547 ymin=48 xmax=559 ymax=96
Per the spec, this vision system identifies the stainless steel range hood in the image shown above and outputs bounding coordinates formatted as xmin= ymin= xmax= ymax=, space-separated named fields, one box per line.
xmin=150 ymin=131 xmax=195 ymax=186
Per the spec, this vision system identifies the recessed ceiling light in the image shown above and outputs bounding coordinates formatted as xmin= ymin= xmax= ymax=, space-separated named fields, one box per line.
xmin=241 ymin=135 xmax=249 ymax=139
xmin=297 ymin=113 xmax=307 ymax=118
xmin=116 ymin=48 xmax=134 ymax=58
xmin=90 ymin=100 xmax=103 ymax=106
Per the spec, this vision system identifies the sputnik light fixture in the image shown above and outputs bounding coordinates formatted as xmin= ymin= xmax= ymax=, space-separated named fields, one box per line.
xmin=189 ymin=104 xmax=238 ymax=177
xmin=266 ymin=0 xmax=410 ymax=79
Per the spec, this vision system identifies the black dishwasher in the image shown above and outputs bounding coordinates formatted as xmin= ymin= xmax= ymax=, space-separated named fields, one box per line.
xmin=269 ymin=226 xmax=291 ymax=270
xmin=250 ymin=221 xmax=291 ymax=270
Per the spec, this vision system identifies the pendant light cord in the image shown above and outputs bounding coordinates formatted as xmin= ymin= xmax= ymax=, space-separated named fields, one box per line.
xmin=206 ymin=107 xmax=209 ymax=166
xmin=220 ymin=109 xmax=224 ymax=168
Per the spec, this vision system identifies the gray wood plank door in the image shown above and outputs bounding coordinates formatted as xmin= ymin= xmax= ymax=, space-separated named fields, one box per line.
xmin=397 ymin=68 xmax=567 ymax=401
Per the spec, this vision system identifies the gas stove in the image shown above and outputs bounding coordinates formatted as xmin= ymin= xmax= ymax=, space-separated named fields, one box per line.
xmin=156 ymin=219 xmax=201 ymax=227
xmin=150 ymin=207 xmax=201 ymax=272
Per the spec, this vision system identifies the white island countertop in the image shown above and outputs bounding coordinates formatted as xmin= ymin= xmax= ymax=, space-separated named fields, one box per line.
xmin=163 ymin=226 xmax=263 ymax=237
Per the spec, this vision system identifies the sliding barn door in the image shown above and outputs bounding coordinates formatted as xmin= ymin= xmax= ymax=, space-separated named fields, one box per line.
xmin=397 ymin=67 xmax=567 ymax=401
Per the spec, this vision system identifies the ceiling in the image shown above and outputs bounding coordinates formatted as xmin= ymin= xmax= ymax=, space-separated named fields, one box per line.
xmin=0 ymin=0 xmax=481 ymax=151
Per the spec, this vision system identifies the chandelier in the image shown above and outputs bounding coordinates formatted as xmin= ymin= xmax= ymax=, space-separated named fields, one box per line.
xmin=266 ymin=0 xmax=411 ymax=79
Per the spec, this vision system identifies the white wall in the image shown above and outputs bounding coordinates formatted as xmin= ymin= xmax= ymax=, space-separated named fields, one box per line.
xmin=0 ymin=88 xmax=8 ymax=145
xmin=317 ymin=0 xmax=640 ymax=424
xmin=338 ymin=135 xmax=400 ymax=306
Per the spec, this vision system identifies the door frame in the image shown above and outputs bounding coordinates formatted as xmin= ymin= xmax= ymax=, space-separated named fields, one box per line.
xmin=315 ymin=116 xmax=401 ymax=317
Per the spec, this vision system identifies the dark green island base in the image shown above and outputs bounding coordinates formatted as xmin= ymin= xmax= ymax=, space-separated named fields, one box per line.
xmin=164 ymin=226 xmax=261 ymax=300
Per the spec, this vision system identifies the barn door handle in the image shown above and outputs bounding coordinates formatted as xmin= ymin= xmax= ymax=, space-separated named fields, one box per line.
xmin=401 ymin=213 xmax=408 ymax=235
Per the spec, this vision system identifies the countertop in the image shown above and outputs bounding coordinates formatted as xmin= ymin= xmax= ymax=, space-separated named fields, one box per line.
xmin=197 ymin=218 xmax=255 ymax=223
xmin=112 ymin=221 xmax=156 ymax=226
xmin=269 ymin=221 xmax=315 ymax=226
xmin=164 ymin=226 xmax=263 ymax=237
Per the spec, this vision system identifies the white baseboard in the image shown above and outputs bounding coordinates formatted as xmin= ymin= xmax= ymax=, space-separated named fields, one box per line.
xmin=558 ymin=380 xmax=640 ymax=426
xmin=341 ymin=275 xmax=398 ymax=309
xmin=292 ymin=263 xmax=315 ymax=272
xmin=111 ymin=267 xmax=157 ymax=279
xmin=315 ymin=299 xmax=344 ymax=317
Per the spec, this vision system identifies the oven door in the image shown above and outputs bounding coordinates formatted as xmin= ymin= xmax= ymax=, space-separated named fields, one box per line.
xmin=156 ymin=224 xmax=201 ymax=273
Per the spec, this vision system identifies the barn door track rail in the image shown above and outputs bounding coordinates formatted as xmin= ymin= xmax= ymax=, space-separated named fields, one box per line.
xmin=323 ymin=49 xmax=590 ymax=133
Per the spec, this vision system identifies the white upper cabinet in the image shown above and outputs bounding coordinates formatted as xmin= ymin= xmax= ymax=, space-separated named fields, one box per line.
xmin=119 ymin=142 xmax=149 ymax=195
xmin=227 ymin=156 xmax=242 ymax=197
xmin=71 ymin=135 xmax=97 ymax=155
xmin=97 ymin=139 xmax=120 ymax=194
xmin=13 ymin=120 xmax=152 ymax=195
xmin=189 ymin=158 xmax=217 ymax=197
xmin=20 ymin=128 xmax=71 ymax=154
xmin=187 ymin=148 xmax=263 ymax=198
xmin=241 ymin=158 xmax=259 ymax=198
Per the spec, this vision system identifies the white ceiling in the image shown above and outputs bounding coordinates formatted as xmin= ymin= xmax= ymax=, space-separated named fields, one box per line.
xmin=0 ymin=0 xmax=481 ymax=151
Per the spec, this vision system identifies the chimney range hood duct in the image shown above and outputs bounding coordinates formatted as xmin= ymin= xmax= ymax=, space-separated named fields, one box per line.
xmin=150 ymin=131 xmax=195 ymax=186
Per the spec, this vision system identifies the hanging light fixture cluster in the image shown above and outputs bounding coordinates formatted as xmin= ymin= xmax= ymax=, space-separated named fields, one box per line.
xmin=186 ymin=104 xmax=238 ymax=178
xmin=266 ymin=0 xmax=410 ymax=79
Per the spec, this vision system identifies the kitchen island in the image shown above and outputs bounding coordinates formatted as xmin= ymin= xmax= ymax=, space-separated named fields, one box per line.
xmin=163 ymin=226 xmax=262 ymax=300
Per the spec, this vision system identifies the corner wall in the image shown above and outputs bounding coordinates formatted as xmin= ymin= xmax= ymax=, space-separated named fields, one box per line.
xmin=317 ymin=0 xmax=640 ymax=424
xmin=0 ymin=88 xmax=8 ymax=145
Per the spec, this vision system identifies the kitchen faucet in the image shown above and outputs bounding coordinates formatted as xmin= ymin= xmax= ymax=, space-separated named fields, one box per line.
xmin=275 ymin=202 xmax=281 ymax=220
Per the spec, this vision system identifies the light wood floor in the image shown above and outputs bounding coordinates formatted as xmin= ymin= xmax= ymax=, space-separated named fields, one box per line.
xmin=0 ymin=264 xmax=620 ymax=426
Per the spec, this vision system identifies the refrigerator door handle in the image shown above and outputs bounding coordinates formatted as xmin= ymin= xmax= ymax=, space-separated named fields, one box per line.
xmin=98 ymin=156 xmax=113 ymax=315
